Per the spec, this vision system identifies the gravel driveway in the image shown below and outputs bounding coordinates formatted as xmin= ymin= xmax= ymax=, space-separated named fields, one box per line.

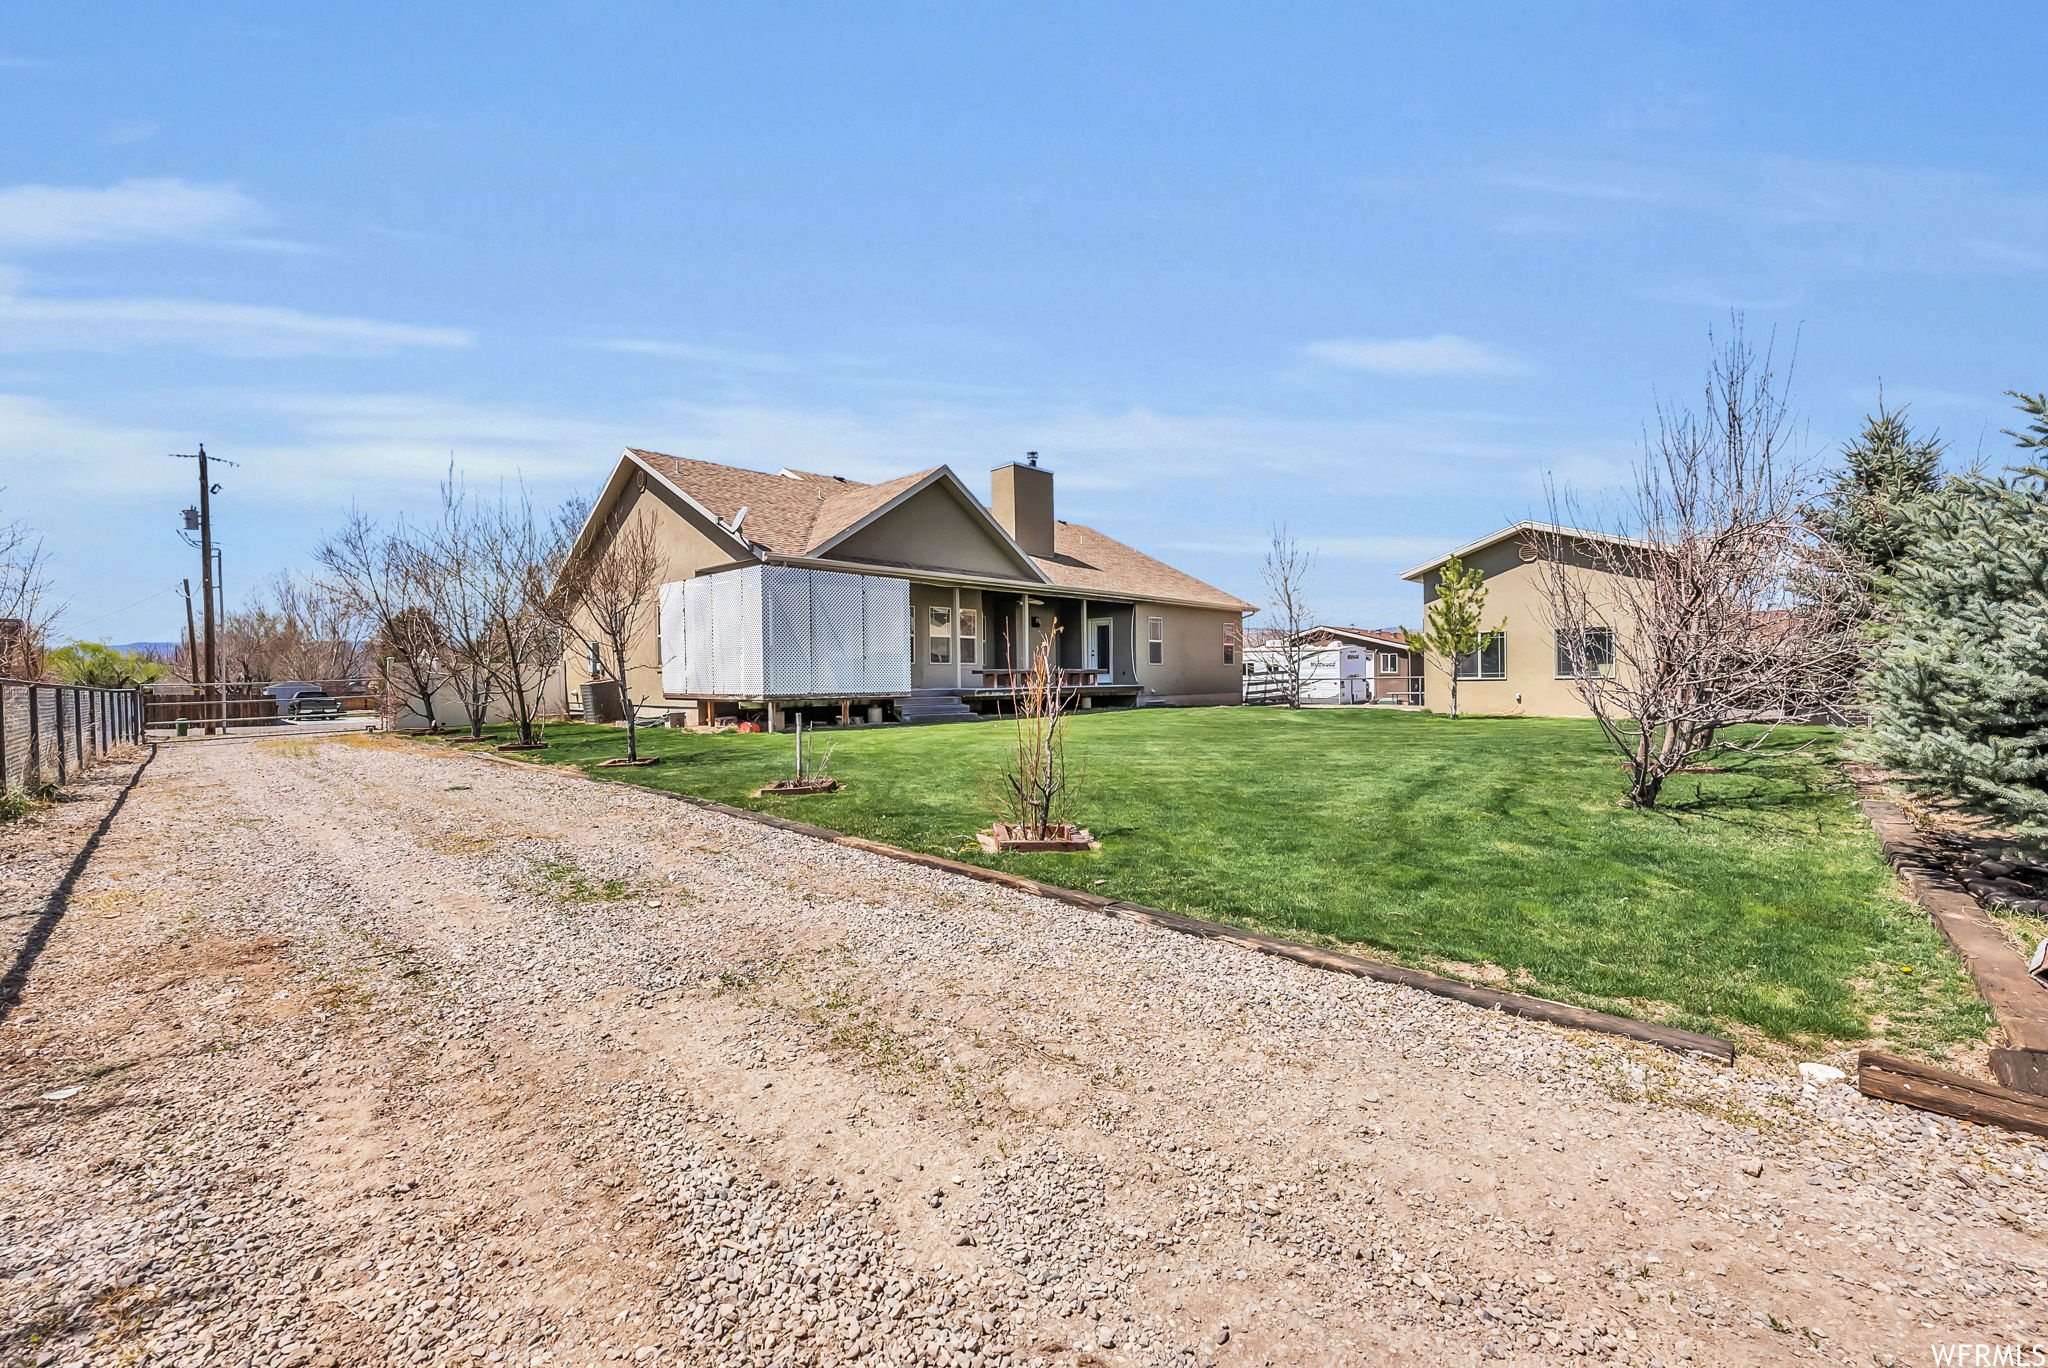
xmin=3 ymin=732 xmax=2045 ymax=1367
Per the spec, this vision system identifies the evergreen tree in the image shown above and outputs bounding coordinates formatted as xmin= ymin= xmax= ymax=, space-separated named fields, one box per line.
xmin=1812 ymin=397 xmax=1945 ymax=596
xmin=1404 ymin=556 xmax=1500 ymax=721
xmin=1865 ymin=393 xmax=2048 ymax=846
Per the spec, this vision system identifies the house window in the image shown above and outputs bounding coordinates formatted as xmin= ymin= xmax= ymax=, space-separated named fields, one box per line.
xmin=927 ymin=605 xmax=951 ymax=665
xmin=1223 ymin=623 xmax=1237 ymax=666
xmin=1378 ymin=651 xmax=1400 ymax=674
xmin=1555 ymin=627 xmax=1614 ymax=679
xmin=1147 ymin=616 xmax=1164 ymax=666
xmin=958 ymin=608 xmax=979 ymax=666
xmin=1453 ymin=632 xmax=1506 ymax=680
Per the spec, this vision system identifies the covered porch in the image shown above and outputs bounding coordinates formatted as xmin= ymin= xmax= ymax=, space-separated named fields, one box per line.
xmin=943 ymin=587 xmax=1141 ymax=712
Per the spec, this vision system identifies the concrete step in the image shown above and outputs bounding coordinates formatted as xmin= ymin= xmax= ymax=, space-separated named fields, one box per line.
xmin=897 ymin=694 xmax=982 ymax=724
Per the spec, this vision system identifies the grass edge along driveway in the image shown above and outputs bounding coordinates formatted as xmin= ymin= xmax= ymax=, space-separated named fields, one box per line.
xmin=435 ymin=708 xmax=1989 ymax=1056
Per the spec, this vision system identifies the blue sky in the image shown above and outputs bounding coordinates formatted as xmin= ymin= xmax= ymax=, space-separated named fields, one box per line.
xmin=5 ymin=3 xmax=2045 ymax=645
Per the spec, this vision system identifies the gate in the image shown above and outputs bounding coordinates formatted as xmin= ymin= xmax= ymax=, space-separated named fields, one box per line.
xmin=140 ymin=678 xmax=381 ymax=735
xmin=0 ymin=679 xmax=146 ymax=793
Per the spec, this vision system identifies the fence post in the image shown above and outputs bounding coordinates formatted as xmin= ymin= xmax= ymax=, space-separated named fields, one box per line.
xmin=25 ymin=685 xmax=38 ymax=790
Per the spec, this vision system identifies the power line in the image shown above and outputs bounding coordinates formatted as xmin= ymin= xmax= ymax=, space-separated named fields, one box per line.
xmin=58 ymin=582 xmax=183 ymax=636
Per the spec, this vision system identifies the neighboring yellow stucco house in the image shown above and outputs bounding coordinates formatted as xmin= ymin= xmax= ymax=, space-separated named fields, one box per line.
xmin=1401 ymin=521 xmax=1647 ymax=719
xmin=562 ymin=450 xmax=1253 ymax=727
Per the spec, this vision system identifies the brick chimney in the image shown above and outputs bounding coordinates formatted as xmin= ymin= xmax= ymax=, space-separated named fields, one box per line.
xmin=990 ymin=455 xmax=1055 ymax=556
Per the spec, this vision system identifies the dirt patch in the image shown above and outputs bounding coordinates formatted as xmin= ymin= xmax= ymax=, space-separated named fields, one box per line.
xmin=3 ymin=735 xmax=2046 ymax=1367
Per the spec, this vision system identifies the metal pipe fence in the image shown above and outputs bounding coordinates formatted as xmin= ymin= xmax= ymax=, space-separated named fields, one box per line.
xmin=0 ymin=679 xmax=146 ymax=793
xmin=140 ymin=678 xmax=379 ymax=734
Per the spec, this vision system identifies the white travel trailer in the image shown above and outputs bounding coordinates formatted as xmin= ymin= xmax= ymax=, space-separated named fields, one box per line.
xmin=1242 ymin=626 xmax=1418 ymax=705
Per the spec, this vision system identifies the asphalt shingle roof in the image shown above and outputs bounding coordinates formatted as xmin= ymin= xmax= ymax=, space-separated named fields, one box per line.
xmin=626 ymin=449 xmax=1251 ymax=611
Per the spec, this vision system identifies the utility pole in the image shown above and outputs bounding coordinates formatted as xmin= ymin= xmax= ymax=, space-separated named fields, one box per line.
xmin=175 ymin=445 xmax=236 ymax=734
xmin=181 ymin=579 xmax=199 ymax=684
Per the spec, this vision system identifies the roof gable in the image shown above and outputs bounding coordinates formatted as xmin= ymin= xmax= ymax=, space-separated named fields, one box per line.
xmin=1400 ymin=521 xmax=1657 ymax=581
xmin=810 ymin=468 xmax=1047 ymax=581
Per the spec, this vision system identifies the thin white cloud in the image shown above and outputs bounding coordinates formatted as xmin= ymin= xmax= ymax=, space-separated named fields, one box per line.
xmin=0 ymin=284 xmax=472 ymax=357
xmin=0 ymin=177 xmax=267 ymax=251
xmin=1302 ymin=334 xmax=1528 ymax=378
xmin=592 ymin=338 xmax=791 ymax=371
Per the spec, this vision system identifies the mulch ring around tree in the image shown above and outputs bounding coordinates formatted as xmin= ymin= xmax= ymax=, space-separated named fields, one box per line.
xmin=752 ymin=778 xmax=840 ymax=796
xmin=977 ymin=822 xmax=1098 ymax=854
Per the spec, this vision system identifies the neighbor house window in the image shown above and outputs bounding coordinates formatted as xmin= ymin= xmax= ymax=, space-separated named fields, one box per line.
xmin=1147 ymin=616 xmax=1164 ymax=665
xmin=958 ymin=608 xmax=979 ymax=666
xmin=1555 ymin=626 xmax=1614 ymax=679
xmin=1223 ymin=623 xmax=1237 ymax=665
xmin=927 ymin=605 xmax=951 ymax=665
xmin=1453 ymin=632 xmax=1506 ymax=680
xmin=1379 ymin=651 xmax=1400 ymax=674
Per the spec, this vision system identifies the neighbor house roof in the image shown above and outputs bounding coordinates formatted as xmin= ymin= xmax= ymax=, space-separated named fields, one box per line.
xmin=623 ymin=449 xmax=1253 ymax=611
xmin=1311 ymin=625 xmax=1410 ymax=649
xmin=1399 ymin=521 xmax=1659 ymax=581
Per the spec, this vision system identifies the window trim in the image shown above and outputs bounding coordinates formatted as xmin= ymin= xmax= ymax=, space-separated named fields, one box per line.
xmin=957 ymin=607 xmax=980 ymax=666
xmin=1452 ymin=631 xmax=1506 ymax=681
xmin=1554 ymin=626 xmax=1615 ymax=680
xmin=1146 ymin=615 xmax=1164 ymax=667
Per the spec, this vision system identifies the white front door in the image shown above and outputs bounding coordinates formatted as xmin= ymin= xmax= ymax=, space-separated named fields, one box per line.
xmin=1086 ymin=618 xmax=1113 ymax=675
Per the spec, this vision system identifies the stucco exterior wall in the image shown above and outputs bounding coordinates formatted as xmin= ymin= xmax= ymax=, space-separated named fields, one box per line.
xmin=563 ymin=474 xmax=740 ymax=709
xmin=1412 ymin=536 xmax=1633 ymax=718
xmin=831 ymin=483 xmax=1033 ymax=580
xmin=1133 ymin=602 xmax=1243 ymax=705
xmin=908 ymin=582 xmax=996 ymax=689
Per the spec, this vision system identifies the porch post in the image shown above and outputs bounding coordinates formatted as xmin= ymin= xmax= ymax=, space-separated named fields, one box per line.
xmin=952 ymin=586 xmax=962 ymax=690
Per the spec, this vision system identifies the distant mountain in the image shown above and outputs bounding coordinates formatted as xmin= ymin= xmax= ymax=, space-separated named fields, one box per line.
xmin=112 ymin=642 xmax=181 ymax=656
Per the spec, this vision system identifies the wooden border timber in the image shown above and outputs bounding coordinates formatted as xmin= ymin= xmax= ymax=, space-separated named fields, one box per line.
xmin=455 ymin=745 xmax=1735 ymax=1063
xmin=1859 ymin=1051 xmax=2048 ymax=1140
xmin=1855 ymin=786 xmax=2048 ymax=1095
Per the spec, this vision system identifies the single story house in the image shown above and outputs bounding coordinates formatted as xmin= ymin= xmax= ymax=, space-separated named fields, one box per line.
xmin=1401 ymin=521 xmax=1646 ymax=718
xmin=1242 ymin=626 xmax=1419 ymax=704
xmin=561 ymin=450 xmax=1254 ymax=726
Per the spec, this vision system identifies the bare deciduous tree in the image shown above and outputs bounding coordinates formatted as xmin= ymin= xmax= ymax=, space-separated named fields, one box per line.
xmin=1256 ymin=524 xmax=1316 ymax=709
xmin=542 ymin=505 xmax=662 ymax=761
xmin=994 ymin=631 xmax=1080 ymax=840
xmin=218 ymin=573 xmax=370 ymax=683
xmin=472 ymin=484 xmax=569 ymax=748
xmin=0 ymin=504 xmax=60 ymax=680
xmin=315 ymin=511 xmax=447 ymax=731
xmin=1541 ymin=325 xmax=1863 ymax=808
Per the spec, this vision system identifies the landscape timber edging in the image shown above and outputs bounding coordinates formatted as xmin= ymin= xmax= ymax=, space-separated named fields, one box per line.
xmin=1858 ymin=1051 xmax=2048 ymax=1140
xmin=1852 ymin=781 xmax=2048 ymax=1095
xmin=454 ymin=745 xmax=1737 ymax=1064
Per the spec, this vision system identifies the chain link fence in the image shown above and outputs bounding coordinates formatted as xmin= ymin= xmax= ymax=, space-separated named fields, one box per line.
xmin=0 ymin=679 xmax=146 ymax=793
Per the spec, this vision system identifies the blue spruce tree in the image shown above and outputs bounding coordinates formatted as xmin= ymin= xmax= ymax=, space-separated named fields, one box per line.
xmin=1865 ymin=393 xmax=2048 ymax=846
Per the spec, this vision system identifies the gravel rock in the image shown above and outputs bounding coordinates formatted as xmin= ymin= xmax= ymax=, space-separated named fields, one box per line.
xmin=3 ymin=736 xmax=2046 ymax=1366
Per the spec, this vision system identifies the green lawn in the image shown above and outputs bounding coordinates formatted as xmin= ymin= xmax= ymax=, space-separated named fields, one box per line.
xmin=442 ymin=708 xmax=1989 ymax=1052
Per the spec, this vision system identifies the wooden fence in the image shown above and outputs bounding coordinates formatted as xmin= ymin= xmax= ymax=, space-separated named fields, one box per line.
xmin=0 ymin=679 xmax=146 ymax=793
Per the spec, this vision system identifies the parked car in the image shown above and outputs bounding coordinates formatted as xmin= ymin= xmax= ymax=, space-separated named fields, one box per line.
xmin=265 ymin=682 xmax=344 ymax=719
